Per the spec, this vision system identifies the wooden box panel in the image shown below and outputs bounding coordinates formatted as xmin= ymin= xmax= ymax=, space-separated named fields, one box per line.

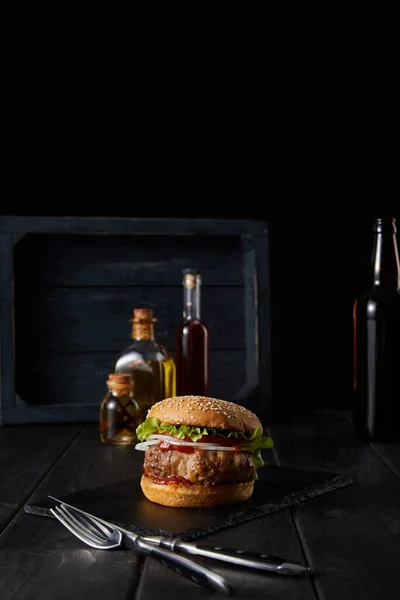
xmin=0 ymin=217 xmax=272 ymax=425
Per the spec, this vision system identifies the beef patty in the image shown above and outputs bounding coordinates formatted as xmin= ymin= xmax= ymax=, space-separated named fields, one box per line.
xmin=143 ymin=445 xmax=255 ymax=486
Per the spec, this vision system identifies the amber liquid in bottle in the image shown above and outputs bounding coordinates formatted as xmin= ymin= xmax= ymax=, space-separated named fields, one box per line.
xmin=176 ymin=269 xmax=210 ymax=396
xmin=99 ymin=373 xmax=142 ymax=445
xmin=114 ymin=308 xmax=176 ymax=415
xmin=353 ymin=217 xmax=400 ymax=442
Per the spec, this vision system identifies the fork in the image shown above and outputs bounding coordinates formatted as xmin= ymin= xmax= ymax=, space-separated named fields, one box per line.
xmin=49 ymin=503 xmax=231 ymax=596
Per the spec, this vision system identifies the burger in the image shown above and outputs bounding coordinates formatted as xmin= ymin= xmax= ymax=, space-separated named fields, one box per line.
xmin=135 ymin=395 xmax=273 ymax=508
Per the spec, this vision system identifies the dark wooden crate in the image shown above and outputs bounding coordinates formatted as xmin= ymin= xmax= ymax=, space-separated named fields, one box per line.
xmin=0 ymin=216 xmax=272 ymax=425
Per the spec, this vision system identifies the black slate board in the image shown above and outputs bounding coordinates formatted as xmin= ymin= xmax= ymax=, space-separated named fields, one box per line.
xmin=25 ymin=465 xmax=353 ymax=541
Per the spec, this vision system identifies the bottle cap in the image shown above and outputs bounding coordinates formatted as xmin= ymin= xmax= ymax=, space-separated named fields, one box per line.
xmin=183 ymin=269 xmax=201 ymax=287
xmin=132 ymin=308 xmax=156 ymax=322
xmin=106 ymin=373 xmax=133 ymax=394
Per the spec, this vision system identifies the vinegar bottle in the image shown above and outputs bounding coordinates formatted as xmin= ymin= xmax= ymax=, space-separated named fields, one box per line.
xmin=353 ymin=217 xmax=400 ymax=442
xmin=176 ymin=269 xmax=210 ymax=396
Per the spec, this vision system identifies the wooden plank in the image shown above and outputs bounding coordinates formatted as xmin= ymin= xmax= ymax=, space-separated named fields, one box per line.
xmin=14 ymin=287 xmax=246 ymax=352
xmin=0 ymin=535 xmax=140 ymax=600
xmin=13 ymin=233 xmax=244 ymax=286
xmin=0 ymin=424 xmax=81 ymax=532
xmin=241 ymin=233 xmax=272 ymax=415
xmin=270 ymin=411 xmax=400 ymax=600
xmin=253 ymin=233 xmax=272 ymax=411
xmin=0 ymin=233 xmax=16 ymax=421
xmin=0 ymin=425 xmax=143 ymax=600
xmin=371 ymin=443 xmax=400 ymax=480
xmin=0 ymin=216 xmax=268 ymax=236
xmin=15 ymin=350 xmax=246 ymax=410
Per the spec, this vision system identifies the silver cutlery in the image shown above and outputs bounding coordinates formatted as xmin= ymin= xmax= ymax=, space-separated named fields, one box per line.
xmin=49 ymin=500 xmax=231 ymax=596
xmin=48 ymin=495 xmax=309 ymax=575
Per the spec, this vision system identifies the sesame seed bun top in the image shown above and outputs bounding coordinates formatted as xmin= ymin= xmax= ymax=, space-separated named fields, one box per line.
xmin=146 ymin=395 xmax=263 ymax=434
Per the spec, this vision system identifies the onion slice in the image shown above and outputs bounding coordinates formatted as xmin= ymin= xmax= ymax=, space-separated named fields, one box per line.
xmin=148 ymin=434 xmax=235 ymax=451
xmin=134 ymin=434 xmax=252 ymax=452
xmin=134 ymin=440 xmax=159 ymax=451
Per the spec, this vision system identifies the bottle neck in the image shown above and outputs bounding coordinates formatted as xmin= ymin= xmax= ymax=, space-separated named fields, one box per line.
xmin=108 ymin=386 xmax=131 ymax=397
xmin=183 ymin=279 xmax=201 ymax=320
xmin=131 ymin=321 xmax=155 ymax=340
xmin=371 ymin=218 xmax=400 ymax=290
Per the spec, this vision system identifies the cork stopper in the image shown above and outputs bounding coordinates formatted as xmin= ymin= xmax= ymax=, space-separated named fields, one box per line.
xmin=183 ymin=269 xmax=201 ymax=289
xmin=106 ymin=373 xmax=133 ymax=395
xmin=132 ymin=308 xmax=156 ymax=321
xmin=130 ymin=308 xmax=156 ymax=340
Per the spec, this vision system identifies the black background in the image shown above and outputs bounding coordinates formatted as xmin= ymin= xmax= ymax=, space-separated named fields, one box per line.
xmin=3 ymin=2 xmax=399 ymax=414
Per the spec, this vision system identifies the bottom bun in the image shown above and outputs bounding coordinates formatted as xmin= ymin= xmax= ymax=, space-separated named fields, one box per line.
xmin=140 ymin=475 xmax=254 ymax=508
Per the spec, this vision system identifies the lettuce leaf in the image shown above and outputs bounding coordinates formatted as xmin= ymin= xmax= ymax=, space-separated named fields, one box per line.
xmin=136 ymin=417 xmax=209 ymax=442
xmin=136 ymin=417 xmax=274 ymax=477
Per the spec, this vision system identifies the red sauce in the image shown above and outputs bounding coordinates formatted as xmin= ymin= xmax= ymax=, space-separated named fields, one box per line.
xmin=206 ymin=435 xmax=241 ymax=451
xmin=158 ymin=440 xmax=196 ymax=453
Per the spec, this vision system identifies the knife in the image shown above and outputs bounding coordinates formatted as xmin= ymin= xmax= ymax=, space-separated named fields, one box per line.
xmin=142 ymin=535 xmax=310 ymax=575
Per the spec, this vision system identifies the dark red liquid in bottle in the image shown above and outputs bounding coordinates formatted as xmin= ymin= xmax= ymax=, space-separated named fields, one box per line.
xmin=175 ymin=269 xmax=210 ymax=397
xmin=176 ymin=318 xmax=210 ymax=396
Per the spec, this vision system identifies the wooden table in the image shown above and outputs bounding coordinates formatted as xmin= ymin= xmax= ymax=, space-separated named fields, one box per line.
xmin=1 ymin=411 xmax=399 ymax=600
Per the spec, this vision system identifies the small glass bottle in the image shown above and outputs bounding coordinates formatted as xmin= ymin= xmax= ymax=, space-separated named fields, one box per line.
xmin=99 ymin=373 xmax=141 ymax=445
xmin=114 ymin=308 xmax=176 ymax=414
xmin=353 ymin=217 xmax=400 ymax=442
xmin=175 ymin=269 xmax=210 ymax=396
